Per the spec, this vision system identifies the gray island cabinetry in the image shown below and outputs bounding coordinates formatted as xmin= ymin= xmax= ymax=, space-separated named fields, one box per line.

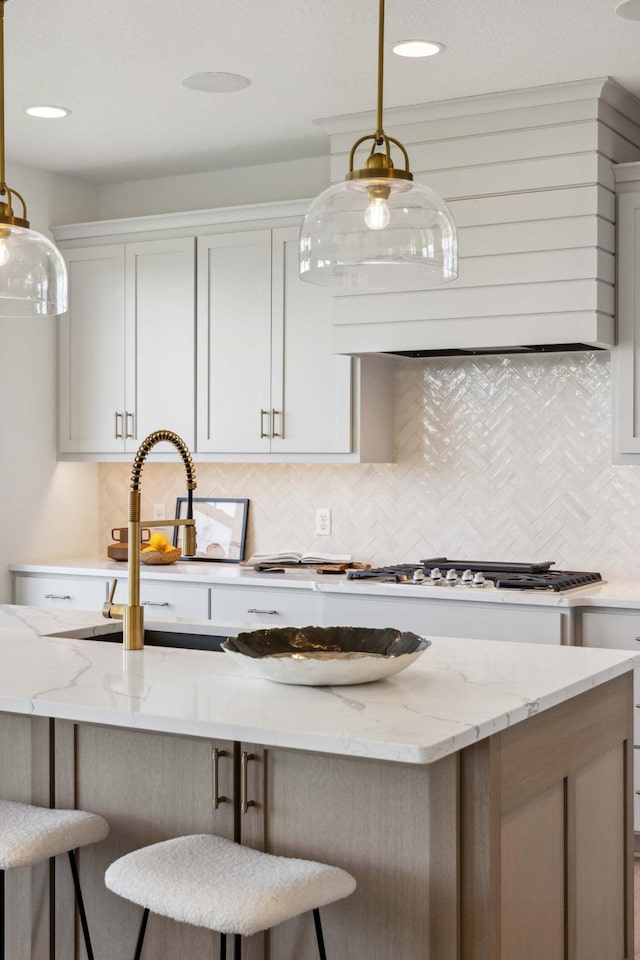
xmin=0 ymin=606 xmax=636 ymax=960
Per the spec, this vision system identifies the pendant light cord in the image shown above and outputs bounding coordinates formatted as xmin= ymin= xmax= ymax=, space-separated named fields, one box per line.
xmin=375 ymin=0 xmax=385 ymax=141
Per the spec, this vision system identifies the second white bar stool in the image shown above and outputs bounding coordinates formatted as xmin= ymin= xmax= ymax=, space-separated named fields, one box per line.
xmin=105 ymin=833 xmax=356 ymax=959
xmin=0 ymin=798 xmax=109 ymax=960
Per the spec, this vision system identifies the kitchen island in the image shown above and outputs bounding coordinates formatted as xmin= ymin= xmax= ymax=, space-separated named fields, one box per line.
xmin=0 ymin=604 xmax=637 ymax=960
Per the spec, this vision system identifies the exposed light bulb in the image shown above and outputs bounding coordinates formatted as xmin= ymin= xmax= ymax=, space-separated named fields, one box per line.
xmin=364 ymin=197 xmax=391 ymax=230
xmin=0 ymin=238 xmax=10 ymax=266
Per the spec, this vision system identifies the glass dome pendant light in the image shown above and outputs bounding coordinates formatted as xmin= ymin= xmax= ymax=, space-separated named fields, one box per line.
xmin=299 ymin=0 xmax=458 ymax=292
xmin=0 ymin=0 xmax=67 ymax=317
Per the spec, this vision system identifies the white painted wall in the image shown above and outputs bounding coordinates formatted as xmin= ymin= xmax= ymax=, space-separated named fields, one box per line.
xmin=97 ymin=155 xmax=329 ymax=220
xmin=0 ymin=160 xmax=100 ymax=602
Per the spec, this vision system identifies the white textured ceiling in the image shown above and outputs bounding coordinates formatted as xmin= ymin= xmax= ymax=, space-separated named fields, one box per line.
xmin=4 ymin=0 xmax=640 ymax=184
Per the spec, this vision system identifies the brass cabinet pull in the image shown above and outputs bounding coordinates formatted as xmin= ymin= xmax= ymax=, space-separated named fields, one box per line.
xmin=125 ymin=412 xmax=134 ymax=439
xmin=141 ymin=600 xmax=170 ymax=607
xmin=240 ymin=751 xmax=256 ymax=814
xmin=260 ymin=409 xmax=271 ymax=439
xmin=212 ymin=748 xmax=229 ymax=810
xmin=272 ymin=409 xmax=283 ymax=438
xmin=247 ymin=608 xmax=278 ymax=615
xmin=114 ymin=411 xmax=123 ymax=439
xmin=44 ymin=593 xmax=71 ymax=600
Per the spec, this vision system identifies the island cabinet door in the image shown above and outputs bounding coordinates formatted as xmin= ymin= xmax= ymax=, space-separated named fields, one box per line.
xmin=0 ymin=714 xmax=52 ymax=960
xmin=459 ymin=673 xmax=634 ymax=960
xmin=238 ymin=742 xmax=459 ymax=960
xmin=53 ymin=721 xmax=235 ymax=960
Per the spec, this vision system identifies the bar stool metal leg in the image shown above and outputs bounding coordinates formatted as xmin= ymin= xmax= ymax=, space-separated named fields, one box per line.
xmin=220 ymin=931 xmax=226 ymax=960
xmin=68 ymin=850 xmax=97 ymax=960
xmin=313 ymin=908 xmax=327 ymax=960
xmin=234 ymin=932 xmax=241 ymax=959
xmin=133 ymin=908 xmax=149 ymax=960
xmin=1 ymin=868 xmax=5 ymax=960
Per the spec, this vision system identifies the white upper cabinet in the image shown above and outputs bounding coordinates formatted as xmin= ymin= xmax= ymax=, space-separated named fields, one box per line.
xmin=196 ymin=225 xmax=352 ymax=455
xmin=58 ymin=237 xmax=195 ymax=455
xmin=125 ymin=238 xmax=196 ymax=451
xmin=58 ymin=245 xmax=126 ymax=454
xmin=613 ymin=164 xmax=640 ymax=463
xmin=54 ymin=200 xmax=393 ymax=463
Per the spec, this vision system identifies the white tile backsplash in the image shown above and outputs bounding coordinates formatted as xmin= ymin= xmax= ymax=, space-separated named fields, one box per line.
xmin=100 ymin=351 xmax=640 ymax=576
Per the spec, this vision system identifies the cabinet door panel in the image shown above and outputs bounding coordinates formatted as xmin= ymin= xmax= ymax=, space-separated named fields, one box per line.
xmin=271 ymin=226 xmax=352 ymax=453
xmin=125 ymin=238 xmax=196 ymax=451
xmin=197 ymin=231 xmax=272 ymax=452
xmin=54 ymin=722 xmax=234 ymax=960
xmin=614 ymin=190 xmax=640 ymax=458
xmin=58 ymin=245 xmax=126 ymax=453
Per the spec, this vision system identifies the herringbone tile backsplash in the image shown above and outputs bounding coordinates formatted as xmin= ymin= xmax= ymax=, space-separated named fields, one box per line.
xmin=100 ymin=352 xmax=640 ymax=576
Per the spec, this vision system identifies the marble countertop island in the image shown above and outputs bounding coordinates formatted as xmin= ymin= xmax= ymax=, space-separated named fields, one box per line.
xmin=0 ymin=603 xmax=636 ymax=764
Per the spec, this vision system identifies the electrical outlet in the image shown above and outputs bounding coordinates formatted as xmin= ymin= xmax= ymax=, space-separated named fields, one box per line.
xmin=315 ymin=507 xmax=331 ymax=536
xmin=152 ymin=503 xmax=166 ymax=521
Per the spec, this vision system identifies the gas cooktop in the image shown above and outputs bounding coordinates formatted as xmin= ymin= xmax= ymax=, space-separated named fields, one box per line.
xmin=346 ymin=558 xmax=603 ymax=593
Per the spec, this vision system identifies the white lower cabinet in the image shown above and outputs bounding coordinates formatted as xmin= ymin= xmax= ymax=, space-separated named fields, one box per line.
xmin=112 ymin=579 xmax=210 ymax=620
xmin=210 ymin=584 xmax=321 ymax=627
xmin=14 ymin=574 xmax=109 ymax=611
xmin=322 ymin=593 xmax=566 ymax=644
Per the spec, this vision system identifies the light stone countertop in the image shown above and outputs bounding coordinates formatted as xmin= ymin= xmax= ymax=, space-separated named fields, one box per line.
xmin=0 ymin=604 xmax=637 ymax=764
xmin=11 ymin=559 xmax=640 ymax=610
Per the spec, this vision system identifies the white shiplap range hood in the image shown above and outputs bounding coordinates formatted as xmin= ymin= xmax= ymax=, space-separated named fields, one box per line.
xmin=320 ymin=79 xmax=640 ymax=357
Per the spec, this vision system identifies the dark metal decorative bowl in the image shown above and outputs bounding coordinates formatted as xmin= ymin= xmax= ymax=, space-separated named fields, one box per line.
xmin=222 ymin=625 xmax=431 ymax=685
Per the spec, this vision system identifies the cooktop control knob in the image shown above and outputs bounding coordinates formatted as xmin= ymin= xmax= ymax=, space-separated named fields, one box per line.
xmin=472 ymin=572 xmax=486 ymax=587
xmin=461 ymin=569 xmax=474 ymax=586
xmin=445 ymin=569 xmax=458 ymax=586
xmin=412 ymin=569 xmax=425 ymax=583
xmin=429 ymin=567 xmax=442 ymax=584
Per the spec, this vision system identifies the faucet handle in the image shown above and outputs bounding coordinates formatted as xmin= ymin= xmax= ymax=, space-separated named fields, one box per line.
xmin=103 ymin=579 xmax=124 ymax=621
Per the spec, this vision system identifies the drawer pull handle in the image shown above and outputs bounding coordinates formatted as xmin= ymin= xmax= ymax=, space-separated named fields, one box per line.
xmin=114 ymin=411 xmax=123 ymax=440
xmin=141 ymin=600 xmax=170 ymax=607
xmin=125 ymin=411 xmax=134 ymax=439
xmin=212 ymin=748 xmax=229 ymax=810
xmin=44 ymin=593 xmax=71 ymax=600
xmin=260 ymin=409 xmax=271 ymax=439
xmin=247 ymin=608 xmax=278 ymax=615
xmin=272 ymin=408 xmax=283 ymax=438
xmin=241 ymin=751 xmax=257 ymax=814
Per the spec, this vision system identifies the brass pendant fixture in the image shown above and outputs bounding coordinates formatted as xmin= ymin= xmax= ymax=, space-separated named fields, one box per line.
xmin=299 ymin=0 xmax=458 ymax=292
xmin=0 ymin=0 xmax=67 ymax=317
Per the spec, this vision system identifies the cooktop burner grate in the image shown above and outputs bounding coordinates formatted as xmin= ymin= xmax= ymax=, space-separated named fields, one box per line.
xmin=346 ymin=559 xmax=603 ymax=591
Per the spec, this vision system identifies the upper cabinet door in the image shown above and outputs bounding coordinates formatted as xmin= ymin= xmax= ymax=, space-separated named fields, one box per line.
xmin=124 ymin=238 xmax=196 ymax=452
xmin=614 ymin=189 xmax=640 ymax=460
xmin=58 ymin=245 xmax=126 ymax=454
xmin=270 ymin=226 xmax=352 ymax=454
xmin=196 ymin=230 xmax=272 ymax=453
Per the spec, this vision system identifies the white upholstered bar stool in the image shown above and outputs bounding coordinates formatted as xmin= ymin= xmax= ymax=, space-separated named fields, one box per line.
xmin=0 ymin=798 xmax=109 ymax=960
xmin=105 ymin=834 xmax=356 ymax=960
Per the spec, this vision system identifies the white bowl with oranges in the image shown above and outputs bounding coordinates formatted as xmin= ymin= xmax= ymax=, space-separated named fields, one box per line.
xmin=140 ymin=532 xmax=181 ymax=565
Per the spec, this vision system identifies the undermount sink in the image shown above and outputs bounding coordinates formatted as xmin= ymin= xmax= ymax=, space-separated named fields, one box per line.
xmin=47 ymin=623 xmax=229 ymax=652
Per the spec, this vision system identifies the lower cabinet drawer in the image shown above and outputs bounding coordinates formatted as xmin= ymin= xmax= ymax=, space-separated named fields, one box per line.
xmin=322 ymin=594 xmax=564 ymax=644
xmin=113 ymin=581 xmax=209 ymax=620
xmin=14 ymin=575 xmax=108 ymax=610
xmin=210 ymin=585 xmax=320 ymax=627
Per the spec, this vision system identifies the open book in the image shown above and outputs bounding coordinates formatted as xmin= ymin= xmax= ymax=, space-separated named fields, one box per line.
xmin=246 ymin=551 xmax=353 ymax=566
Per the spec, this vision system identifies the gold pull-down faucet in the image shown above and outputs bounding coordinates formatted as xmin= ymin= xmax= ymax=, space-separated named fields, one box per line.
xmin=103 ymin=430 xmax=197 ymax=650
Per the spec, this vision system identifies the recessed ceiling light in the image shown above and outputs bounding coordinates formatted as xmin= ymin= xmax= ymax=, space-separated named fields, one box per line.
xmin=392 ymin=40 xmax=444 ymax=58
xmin=25 ymin=105 xmax=71 ymax=119
xmin=616 ymin=0 xmax=640 ymax=18
xmin=181 ymin=72 xmax=251 ymax=93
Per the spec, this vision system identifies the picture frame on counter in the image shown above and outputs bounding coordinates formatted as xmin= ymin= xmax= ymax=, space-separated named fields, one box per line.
xmin=173 ymin=497 xmax=249 ymax=563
